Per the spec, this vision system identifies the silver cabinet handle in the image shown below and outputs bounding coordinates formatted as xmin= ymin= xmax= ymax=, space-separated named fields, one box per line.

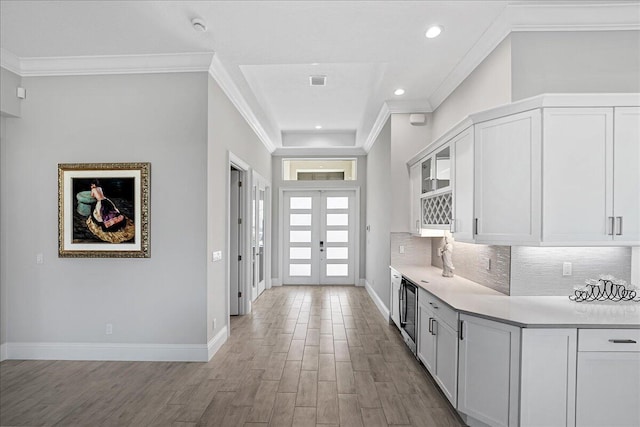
xmin=608 ymin=339 xmax=637 ymax=344
xmin=474 ymin=218 xmax=478 ymax=235
xmin=616 ymin=217 xmax=623 ymax=236
xmin=608 ymin=216 xmax=615 ymax=235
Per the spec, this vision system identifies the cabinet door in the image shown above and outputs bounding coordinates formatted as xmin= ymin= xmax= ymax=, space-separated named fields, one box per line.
xmin=409 ymin=162 xmax=422 ymax=235
xmin=452 ymin=127 xmax=474 ymax=242
xmin=433 ymin=318 xmax=458 ymax=407
xmin=474 ymin=110 xmax=541 ymax=244
xmin=613 ymin=107 xmax=640 ymax=243
xmin=458 ymin=314 xmax=520 ymax=427
xmin=576 ymin=352 xmax=640 ymax=427
xmin=390 ymin=270 xmax=401 ymax=328
xmin=520 ymin=329 xmax=577 ymax=427
xmin=543 ymin=108 xmax=614 ymax=243
xmin=417 ymin=301 xmax=436 ymax=374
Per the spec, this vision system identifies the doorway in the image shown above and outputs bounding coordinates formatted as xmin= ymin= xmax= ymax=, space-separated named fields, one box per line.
xmin=229 ymin=166 xmax=243 ymax=316
xmin=282 ymin=190 xmax=357 ymax=285
xmin=252 ymin=171 xmax=270 ymax=301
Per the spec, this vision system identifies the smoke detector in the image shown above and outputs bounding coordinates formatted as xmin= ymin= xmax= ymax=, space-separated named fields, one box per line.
xmin=309 ymin=75 xmax=327 ymax=86
xmin=191 ymin=18 xmax=207 ymax=32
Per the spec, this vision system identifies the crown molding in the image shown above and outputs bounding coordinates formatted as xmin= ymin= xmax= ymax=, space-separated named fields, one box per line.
xmin=0 ymin=49 xmax=21 ymax=75
xmin=208 ymin=56 xmax=276 ymax=153
xmin=362 ymin=102 xmax=390 ymax=153
xmin=273 ymin=146 xmax=366 ymax=157
xmin=7 ymin=52 xmax=213 ymax=77
xmin=428 ymin=2 xmax=640 ymax=111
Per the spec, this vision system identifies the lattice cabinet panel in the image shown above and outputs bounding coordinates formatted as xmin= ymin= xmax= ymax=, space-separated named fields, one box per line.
xmin=422 ymin=192 xmax=452 ymax=226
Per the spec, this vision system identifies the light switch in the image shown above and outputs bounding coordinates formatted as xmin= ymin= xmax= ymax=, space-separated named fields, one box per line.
xmin=212 ymin=251 xmax=223 ymax=262
xmin=399 ymin=245 xmax=405 ymax=254
xmin=36 ymin=253 xmax=44 ymax=264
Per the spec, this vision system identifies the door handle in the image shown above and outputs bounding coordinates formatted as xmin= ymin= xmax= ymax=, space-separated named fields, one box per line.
xmin=608 ymin=339 xmax=637 ymax=344
xmin=431 ymin=319 xmax=437 ymax=336
xmin=474 ymin=218 xmax=478 ymax=235
xmin=459 ymin=320 xmax=464 ymax=341
xmin=615 ymin=217 xmax=623 ymax=236
xmin=428 ymin=317 xmax=433 ymax=334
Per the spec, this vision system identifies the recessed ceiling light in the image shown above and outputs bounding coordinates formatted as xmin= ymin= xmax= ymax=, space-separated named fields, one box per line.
xmin=394 ymin=88 xmax=405 ymax=96
xmin=191 ymin=18 xmax=207 ymax=32
xmin=425 ymin=25 xmax=443 ymax=39
xmin=315 ymin=125 xmax=323 ymax=129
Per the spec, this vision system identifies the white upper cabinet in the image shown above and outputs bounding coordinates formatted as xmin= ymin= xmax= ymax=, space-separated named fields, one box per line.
xmin=474 ymin=110 xmax=542 ymax=244
xmin=543 ymin=108 xmax=614 ymax=243
xmin=543 ymin=107 xmax=640 ymax=244
xmin=451 ymin=127 xmax=474 ymax=242
xmin=406 ymin=94 xmax=639 ymax=246
xmin=613 ymin=107 xmax=640 ymax=243
xmin=409 ymin=162 xmax=422 ymax=235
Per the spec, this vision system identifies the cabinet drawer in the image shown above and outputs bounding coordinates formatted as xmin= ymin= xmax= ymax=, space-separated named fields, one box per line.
xmin=418 ymin=288 xmax=458 ymax=331
xmin=578 ymin=329 xmax=640 ymax=352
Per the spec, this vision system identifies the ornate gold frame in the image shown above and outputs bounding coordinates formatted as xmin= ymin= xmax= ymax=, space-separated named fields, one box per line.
xmin=58 ymin=162 xmax=150 ymax=258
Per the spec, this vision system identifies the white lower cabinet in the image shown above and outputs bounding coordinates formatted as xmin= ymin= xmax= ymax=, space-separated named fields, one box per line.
xmin=417 ymin=289 xmax=458 ymax=407
xmin=389 ymin=268 xmax=401 ymax=328
xmin=457 ymin=314 xmax=520 ymax=427
xmin=576 ymin=329 xmax=640 ymax=427
xmin=520 ymin=329 xmax=577 ymax=427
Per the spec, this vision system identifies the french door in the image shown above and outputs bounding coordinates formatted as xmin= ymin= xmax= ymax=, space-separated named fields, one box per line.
xmin=283 ymin=190 xmax=356 ymax=285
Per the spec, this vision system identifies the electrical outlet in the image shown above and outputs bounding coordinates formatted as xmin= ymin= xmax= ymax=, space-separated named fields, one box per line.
xmin=106 ymin=323 xmax=113 ymax=335
xmin=437 ymin=248 xmax=443 ymax=257
xmin=36 ymin=253 xmax=44 ymax=264
xmin=399 ymin=245 xmax=405 ymax=254
xmin=563 ymin=262 xmax=572 ymax=276
xmin=213 ymin=319 xmax=217 ymax=330
xmin=485 ymin=258 xmax=491 ymax=271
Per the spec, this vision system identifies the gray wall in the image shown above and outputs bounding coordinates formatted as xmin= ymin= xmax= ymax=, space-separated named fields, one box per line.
xmin=270 ymin=155 xmax=367 ymax=282
xmin=207 ymin=76 xmax=272 ymax=342
xmin=0 ymin=116 xmax=6 ymax=346
xmin=365 ymin=119 xmax=392 ymax=306
xmin=1 ymin=67 xmax=21 ymax=117
xmin=510 ymin=247 xmax=632 ymax=296
xmin=511 ymin=31 xmax=640 ymax=101
xmin=430 ymin=35 xmax=512 ymax=141
xmin=1 ymin=73 xmax=209 ymax=345
xmin=390 ymin=114 xmax=432 ymax=233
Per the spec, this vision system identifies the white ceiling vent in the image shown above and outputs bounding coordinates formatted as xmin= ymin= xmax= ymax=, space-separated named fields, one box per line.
xmin=309 ymin=75 xmax=327 ymax=86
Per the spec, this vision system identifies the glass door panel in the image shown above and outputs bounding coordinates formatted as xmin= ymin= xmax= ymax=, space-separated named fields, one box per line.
xmin=422 ymin=157 xmax=433 ymax=194
xmin=435 ymin=146 xmax=451 ymax=190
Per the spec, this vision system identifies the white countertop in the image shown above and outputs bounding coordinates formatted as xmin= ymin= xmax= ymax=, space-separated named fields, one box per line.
xmin=391 ymin=264 xmax=640 ymax=328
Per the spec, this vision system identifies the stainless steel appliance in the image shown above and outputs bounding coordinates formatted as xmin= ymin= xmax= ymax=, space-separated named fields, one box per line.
xmin=399 ymin=277 xmax=418 ymax=355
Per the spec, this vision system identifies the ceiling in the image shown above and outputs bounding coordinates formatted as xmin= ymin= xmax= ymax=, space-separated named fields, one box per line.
xmin=1 ymin=1 xmax=639 ymax=153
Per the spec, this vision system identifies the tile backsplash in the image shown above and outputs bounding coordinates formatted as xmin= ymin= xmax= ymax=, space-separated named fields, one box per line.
xmin=510 ymin=246 xmax=632 ymax=296
xmin=431 ymin=239 xmax=511 ymax=295
xmin=390 ymin=233 xmax=431 ymax=267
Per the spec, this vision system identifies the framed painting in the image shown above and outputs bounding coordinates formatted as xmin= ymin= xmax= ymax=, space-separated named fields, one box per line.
xmin=58 ymin=162 xmax=150 ymax=258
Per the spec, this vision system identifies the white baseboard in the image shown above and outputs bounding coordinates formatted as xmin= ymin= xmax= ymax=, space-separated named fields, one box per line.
xmin=271 ymin=278 xmax=282 ymax=287
xmin=364 ymin=280 xmax=389 ymax=321
xmin=357 ymin=278 xmax=366 ymax=287
xmin=5 ymin=341 xmax=210 ymax=362
xmin=207 ymin=325 xmax=228 ymax=361
xmin=0 ymin=343 xmax=7 ymax=362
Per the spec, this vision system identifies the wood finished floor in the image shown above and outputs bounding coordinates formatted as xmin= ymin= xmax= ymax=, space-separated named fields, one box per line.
xmin=0 ymin=286 xmax=464 ymax=427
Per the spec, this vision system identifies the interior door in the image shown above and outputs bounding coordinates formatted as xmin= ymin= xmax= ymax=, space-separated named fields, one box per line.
xmin=283 ymin=190 xmax=356 ymax=285
xmin=253 ymin=179 xmax=267 ymax=298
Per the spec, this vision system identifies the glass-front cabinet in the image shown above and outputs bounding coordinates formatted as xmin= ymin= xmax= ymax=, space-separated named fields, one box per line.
xmin=421 ymin=145 xmax=451 ymax=195
xmin=411 ymin=142 xmax=454 ymax=236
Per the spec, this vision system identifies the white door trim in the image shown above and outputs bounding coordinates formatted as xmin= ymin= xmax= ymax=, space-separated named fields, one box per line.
xmin=279 ymin=187 xmax=360 ymax=286
xmin=227 ymin=152 xmax=251 ymax=328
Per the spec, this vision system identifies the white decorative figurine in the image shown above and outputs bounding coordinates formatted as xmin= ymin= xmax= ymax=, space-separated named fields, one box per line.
xmin=441 ymin=231 xmax=455 ymax=277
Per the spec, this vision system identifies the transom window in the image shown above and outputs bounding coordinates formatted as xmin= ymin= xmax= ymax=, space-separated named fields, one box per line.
xmin=282 ymin=159 xmax=357 ymax=181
